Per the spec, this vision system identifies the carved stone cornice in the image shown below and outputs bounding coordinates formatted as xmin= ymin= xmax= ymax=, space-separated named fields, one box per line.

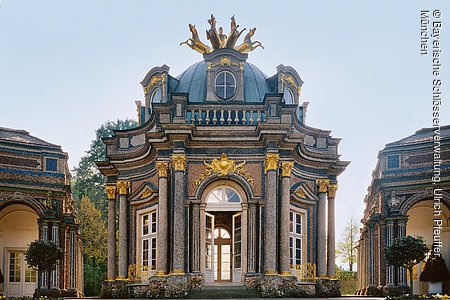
xmin=264 ymin=153 xmax=279 ymax=173
xmin=156 ymin=162 xmax=170 ymax=178
xmin=116 ymin=181 xmax=130 ymax=195
xmin=171 ymin=154 xmax=187 ymax=172
xmin=316 ymin=179 xmax=330 ymax=193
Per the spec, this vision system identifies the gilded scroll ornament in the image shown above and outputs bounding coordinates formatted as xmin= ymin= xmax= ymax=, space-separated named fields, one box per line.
xmin=195 ymin=153 xmax=253 ymax=186
xmin=264 ymin=153 xmax=280 ymax=173
xmin=316 ymin=179 xmax=330 ymax=193
xmin=143 ymin=74 xmax=165 ymax=95
xmin=280 ymin=162 xmax=294 ymax=177
xmin=117 ymin=181 xmax=130 ymax=195
xmin=295 ymin=187 xmax=306 ymax=198
xmin=141 ymin=186 xmax=154 ymax=198
xmin=171 ymin=154 xmax=187 ymax=171
xmin=280 ymin=73 xmax=301 ymax=96
xmin=106 ymin=185 xmax=117 ymax=199
xmin=181 ymin=15 xmax=263 ymax=54
xmin=156 ymin=162 xmax=170 ymax=178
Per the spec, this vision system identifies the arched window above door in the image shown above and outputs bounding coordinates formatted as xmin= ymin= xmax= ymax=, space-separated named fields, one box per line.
xmin=205 ymin=186 xmax=242 ymax=211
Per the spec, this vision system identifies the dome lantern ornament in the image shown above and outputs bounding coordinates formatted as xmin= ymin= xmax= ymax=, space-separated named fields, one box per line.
xmin=180 ymin=15 xmax=264 ymax=54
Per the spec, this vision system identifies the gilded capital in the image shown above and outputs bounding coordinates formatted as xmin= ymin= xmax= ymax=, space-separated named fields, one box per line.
xmin=105 ymin=185 xmax=116 ymax=200
xmin=116 ymin=181 xmax=130 ymax=195
xmin=171 ymin=154 xmax=187 ymax=172
xmin=280 ymin=162 xmax=294 ymax=177
xmin=316 ymin=179 xmax=330 ymax=193
xmin=156 ymin=162 xmax=170 ymax=177
xmin=328 ymin=184 xmax=338 ymax=198
xmin=264 ymin=153 xmax=279 ymax=173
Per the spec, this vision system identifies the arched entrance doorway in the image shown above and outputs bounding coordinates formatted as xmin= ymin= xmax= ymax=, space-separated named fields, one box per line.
xmin=406 ymin=199 xmax=450 ymax=294
xmin=0 ymin=204 xmax=39 ymax=297
xmin=202 ymin=183 xmax=247 ymax=284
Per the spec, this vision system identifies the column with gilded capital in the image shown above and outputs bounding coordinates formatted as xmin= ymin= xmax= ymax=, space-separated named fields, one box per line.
xmin=105 ymin=185 xmax=117 ymax=280
xmin=171 ymin=154 xmax=187 ymax=274
xmin=316 ymin=179 xmax=329 ymax=277
xmin=279 ymin=161 xmax=294 ymax=276
xmin=156 ymin=162 xmax=169 ymax=276
xmin=117 ymin=180 xmax=130 ymax=279
xmin=327 ymin=184 xmax=338 ymax=277
xmin=264 ymin=153 xmax=279 ymax=275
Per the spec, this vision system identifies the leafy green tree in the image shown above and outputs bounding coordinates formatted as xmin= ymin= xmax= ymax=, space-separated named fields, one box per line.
xmin=25 ymin=240 xmax=64 ymax=297
xmin=336 ymin=214 xmax=359 ymax=271
xmin=72 ymin=119 xmax=137 ymax=218
xmin=78 ymin=196 xmax=108 ymax=296
xmin=385 ymin=235 xmax=428 ymax=295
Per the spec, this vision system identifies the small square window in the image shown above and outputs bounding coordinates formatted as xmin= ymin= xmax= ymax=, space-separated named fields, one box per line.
xmin=387 ymin=155 xmax=400 ymax=169
xmin=46 ymin=158 xmax=57 ymax=171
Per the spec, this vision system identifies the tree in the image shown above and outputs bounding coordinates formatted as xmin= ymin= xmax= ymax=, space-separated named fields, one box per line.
xmin=385 ymin=235 xmax=428 ymax=295
xmin=72 ymin=119 xmax=137 ymax=218
xmin=78 ymin=196 xmax=108 ymax=296
xmin=25 ymin=240 xmax=64 ymax=297
xmin=336 ymin=214 xmax=359 ymax=271
xmin=420 ymin=253 xmax=450 ymax=282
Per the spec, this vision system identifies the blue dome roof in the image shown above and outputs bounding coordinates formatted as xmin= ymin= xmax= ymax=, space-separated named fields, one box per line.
xmin=174 ymin=61 xmax=271 ymax=103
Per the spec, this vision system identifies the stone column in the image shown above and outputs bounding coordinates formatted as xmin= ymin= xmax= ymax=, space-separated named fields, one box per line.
xmin=247 ymin=202 xmax=257 ymax=273
xmin=327 ymin=184 xmax=338 ymax=278
xmin=264 ymin=153 xmax=279 ymax=275
xmin=51 ymin=221 xmax=60 ymax=288
xmin=385 ymin=220 xmax=394 ymax=286
xmin=155 ymin=162 xmax=169 ymax=276
xmin=316 ymin=179 xmax=329 ymax=277
xmin=191 ymin=203 xmax=201 ymax=272
xmin=105 ymin=185 xmax=117 ymax=280
xmin=397 ymin=219 xmax=407 ymax=285
xmin=117 ymin=180 xmax=130 ymax=279
xmin=279 ymin=161 xmax=294 ymax=276
xmin=69 ymin=225 xmax=77 ymax=289
xmin=171 ymin=154 xmax=187 ymax=275
xmin=368 ymin=224 xmax=375 ymax=286
xmin=40 ymin=221 xmax=49 ymax=288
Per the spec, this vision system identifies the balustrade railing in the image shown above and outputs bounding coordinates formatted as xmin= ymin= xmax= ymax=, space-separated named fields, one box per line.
xmin=291 ymin=263 xmax=316 ymax=282
xmin=186 ymin=107 xmax=265 ymax=125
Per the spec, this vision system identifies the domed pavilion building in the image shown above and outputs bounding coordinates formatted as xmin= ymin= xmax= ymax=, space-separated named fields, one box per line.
xmin=97 ymin=16 xmax=349 ymax=298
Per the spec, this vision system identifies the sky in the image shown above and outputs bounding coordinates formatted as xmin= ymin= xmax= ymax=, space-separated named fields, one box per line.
xmin=1 ymin=1 xmax=449 ymax=269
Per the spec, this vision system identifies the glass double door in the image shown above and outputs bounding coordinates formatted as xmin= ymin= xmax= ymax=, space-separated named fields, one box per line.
xmin=205 ymin=212 xmax=242 ymax=283
xmin=6 ymin=251 xmax=37 ymax=297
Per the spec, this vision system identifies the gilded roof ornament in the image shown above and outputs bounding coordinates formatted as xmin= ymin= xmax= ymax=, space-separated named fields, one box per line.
xmin=195 ymin=153 xmax=254 ymax=186
xmin=181 ymin=15 xmax=263 ymax=54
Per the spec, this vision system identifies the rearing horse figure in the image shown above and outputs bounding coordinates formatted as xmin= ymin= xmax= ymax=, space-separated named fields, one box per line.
xmin=235 ymin=27 xmax=264 ymax=54
xmin=180 ymin=24 xmax=212 ymax=54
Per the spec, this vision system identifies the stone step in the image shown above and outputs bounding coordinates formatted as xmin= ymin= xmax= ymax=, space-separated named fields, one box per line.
xmin=189 ymin=285 xmax=260 ymax=299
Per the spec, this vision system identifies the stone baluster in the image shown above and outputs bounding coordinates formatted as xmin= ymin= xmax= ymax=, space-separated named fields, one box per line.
xmin=257 ymin=111 xmax=261 ymax=122
xmin=234 ymin=110 xmax=239 ymax=123
xmin=171 ymin=154 xmax=187 ymax=274
xmin=106 ymin=184 xmax=117 ymax=280
xmin=156 ymin=162 xmax=170 ymax=276
xmin=327 ymin=184 xmax=338 ymax=278
xmin=220 ymin=109 xmax=225 ymax=124
xmin=205 ymin=109 xmax=210 ymax=124
xmin=316 ymin=179 xmax=329 ymax=277
xmin=227 ymin=110 xmax=232 ymax=124
xmin=279 ymin=161 xmax=294 ymax=276
xmin=190 ymin=110 xmax=195 ymax=124
xmin=264 ymin=153 xmax=279 ymax=275
xmin=212 ymin=110 xmax=217 ymax=124
xmin=117 ymin=180 xmax=130 ymax=279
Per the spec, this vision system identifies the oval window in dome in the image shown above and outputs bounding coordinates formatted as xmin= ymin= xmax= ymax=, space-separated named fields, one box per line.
xmin=283 ymin=87 xmax=294 ymax=105
xmin=214 ymin=71 xmax=236 ymax=100
xmin=151 ymin=88 xmax=162 ymax=103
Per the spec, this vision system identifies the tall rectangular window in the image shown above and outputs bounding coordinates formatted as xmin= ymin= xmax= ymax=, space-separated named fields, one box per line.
xmin=142 ymin=210 xmax=157 ymax=272
xmin=289 ymin=211 xmax=303 ymax=267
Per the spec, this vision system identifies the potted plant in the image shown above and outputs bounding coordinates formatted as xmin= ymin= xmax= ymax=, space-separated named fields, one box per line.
xmin=419 ymin=253 xmax=450 ymax=294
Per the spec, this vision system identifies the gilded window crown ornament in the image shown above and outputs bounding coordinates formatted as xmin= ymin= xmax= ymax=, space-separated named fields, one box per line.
xmin=195 ymin=153 xmax=254 ymax=186
xmin=143 ymin=73 xmax=165 ymax=95
xmin=171 ymin=154 xmax=187 ymax=171
xmin=327 ymin=184 xmax=338 ymax=198
xmin=141 ymin=186 xmax=154 ymax=198
xmin=180 ymin=15 xmax=263 ymax=54
xmin=280 ymin=73 xmax=301 ymax=95
xmin=117 ymin=180 xmax=130 ymax=195
xmin=264 ymin=153 xmax=280 ymax=173
xmin=105 ymin=185 xmax=117 ymax=199
xmin=156 ymin=162 xmax=170 ymax=177
xmin=316 ymin=179 xmax=330 ymax=193
xmin=280 ymin=161 xmax=294 ymax=177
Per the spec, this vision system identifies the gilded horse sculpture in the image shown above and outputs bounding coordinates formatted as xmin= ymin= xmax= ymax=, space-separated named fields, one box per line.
xmin=235 ymin=27 xmax=264 ymax=54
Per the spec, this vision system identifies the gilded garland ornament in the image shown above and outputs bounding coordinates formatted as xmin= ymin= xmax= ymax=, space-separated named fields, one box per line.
xmin=316 ymin=179 xmax=330 ymax=193
xmin=195 ymin=153 xmax=253 ymax=186
xmin=181 ymin=15 xmax=263 ymax=54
